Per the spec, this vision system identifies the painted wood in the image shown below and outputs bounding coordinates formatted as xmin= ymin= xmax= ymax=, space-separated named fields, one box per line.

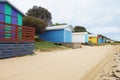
xmin=0 ymin=2 xmax=4 ymax=13
xmin=0 ymin=13 xmax=4 ymax=22
xmin=0 ymin=43 xmax=34 ymax=59
xmin=0 ymin=1 xmax=23 ymax=26
xmin=89 ymin=37 xmax=98 ymax=44
xmin=12 ymin=8 xmax=18 ymax=16
xmin=88 ymin=35 xmax=107 ymax=44
xmin=72 ymin=32 xmax=88 ymax=43
xmin=39 ymin=25 xmax=73 ymax=43
xmin=5 ymin=15 xmax=11 ymax=24
xmin=5 ymin=3 xmax=12 ymax=15
xmin=85 ymin=34 xmax=88 ymax=43
xmin=39 ymin=30 xmax=64 ymax=43
xmin=12 ymin=16 xmax=17 ymax=25
xmin=17 ymin=13 xmax=22 ymax=26
xmin=98 ymin=36 xmax=102 ymax=44
xmin=64 ymin=30 xmax=72 ymax=42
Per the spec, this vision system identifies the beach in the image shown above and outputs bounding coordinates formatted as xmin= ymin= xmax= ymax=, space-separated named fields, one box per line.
xmin=91 ymin=46 xmax=120 ymax=80
xmin=0 ymin=45 xmax=120 ymax=80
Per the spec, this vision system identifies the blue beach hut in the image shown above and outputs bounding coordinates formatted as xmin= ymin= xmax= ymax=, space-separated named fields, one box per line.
xmin=98 ymin=35 xmax=102 ymax=44
xmin=102 ymin=36 xmax=106 ymax=43
xmin=97 ymin=35 xmax=106 ymax=44
xmin=39 ymin=25 xmax=73 ymax=43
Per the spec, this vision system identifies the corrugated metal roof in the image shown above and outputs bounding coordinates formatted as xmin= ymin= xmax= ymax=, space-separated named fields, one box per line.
xmin=0 ymin=0 xmax=25 ymax=16
xmin=46 ymin=25 xmax=73 ymax=31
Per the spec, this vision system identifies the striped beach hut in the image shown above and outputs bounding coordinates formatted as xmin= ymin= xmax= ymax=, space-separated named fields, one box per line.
xmin=39 ymin=25 xmax=73 ymax=43
xmin=72 ymin=32 xmax=88 ymax=44
xmin=0 ymin=0 xmax=24 ymax=26
xmin=0 ymin=0 xmax=24 ymax=39
xmin=0 ymin=0 xmax=35 ymax=58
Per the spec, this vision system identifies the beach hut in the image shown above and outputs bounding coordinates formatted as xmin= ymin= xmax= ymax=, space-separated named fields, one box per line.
xmin=106 ymin=38 xmax=111 ymax=43
xmin=101 ymin=36 xmax=106 ymax=43
xmin=39 ymin=25 xmax=73 ymax=43
xmin=72 ymin=32 xmax=88 ymax=44
xmin=88 ymin=34 xmax=100 ymax=44
xmin=88 ymin=34 xmax=98 ymax=44
xmin=106 ymin=37 xmax=115 ymax=43
xmin=0 ymin=0 xmax=35 ymax=58
xmin=88 ymin=34 xmax=106 ymax=44
xmin=106 ymin=38 xmax=114 ymax=43
xmin=110 ymin=40 xmax=114 ymax=43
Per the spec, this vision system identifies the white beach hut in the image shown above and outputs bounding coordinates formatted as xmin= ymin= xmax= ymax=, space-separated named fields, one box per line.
xmin=72 ymin=32 xmax=88 ymax=43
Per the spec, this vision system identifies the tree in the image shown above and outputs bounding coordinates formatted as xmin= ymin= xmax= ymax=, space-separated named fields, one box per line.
xmin=74 ymin=26 xmax=87 ymax=32
xmin=26 ymin=6 xmax=52 ymax=25
xmin=51 ymin=23 xmax=67 ymax=26
xmin=23 ymin=16 xmax=47 ymax=35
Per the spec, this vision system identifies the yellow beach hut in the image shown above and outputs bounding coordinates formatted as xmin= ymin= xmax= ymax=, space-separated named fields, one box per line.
xmin=88 ymin=34 xmax=98 ymax=44
xmin=88 ymin=34 xmax=106 ymax=44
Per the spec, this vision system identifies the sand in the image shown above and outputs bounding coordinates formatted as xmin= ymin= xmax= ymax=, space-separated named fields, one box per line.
xmin=93 ymin=50 xmax=120 ymax=80
xmin=0 ymin=45 xmax=120 ymax=80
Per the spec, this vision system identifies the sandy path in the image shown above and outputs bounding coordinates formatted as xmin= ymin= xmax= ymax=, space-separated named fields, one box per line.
xmin=80 ymin=45 xmax=120 ymax=80
xmin=0 ymin=45 xmax=119 ymax=80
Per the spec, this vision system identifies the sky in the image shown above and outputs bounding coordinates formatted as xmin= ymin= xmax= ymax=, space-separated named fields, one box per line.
xmin=8 ymin=0 xmax=120 ymax=41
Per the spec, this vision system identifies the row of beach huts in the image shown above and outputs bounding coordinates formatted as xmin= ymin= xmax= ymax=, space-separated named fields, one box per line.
xmin=0 ymin=0 xmax=114 ymax=59
xmin=39 ymin=25 xmax=114 ymax=45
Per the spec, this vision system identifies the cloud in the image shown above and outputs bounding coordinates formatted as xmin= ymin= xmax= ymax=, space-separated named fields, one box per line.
xmin=88 ymin=26 xmax=120 ymax=41
xmin=105 ymin=33 xmax=120 ymax=41
xmin=88 ymin=26 xmax=120 ymax=34
xmin=8 ymin=0 xmax=120 ymax=40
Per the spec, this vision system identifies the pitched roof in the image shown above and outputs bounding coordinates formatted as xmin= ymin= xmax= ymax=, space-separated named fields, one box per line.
xmin=46 ymin=25 xmax=73 ymax=31
xmin=89 ymin=34 xmax=98 ymax=37
xmin=0 ymin=0 xmax=25 ymax=16
xmin=72 ymin=32 xmax=88 ymax=35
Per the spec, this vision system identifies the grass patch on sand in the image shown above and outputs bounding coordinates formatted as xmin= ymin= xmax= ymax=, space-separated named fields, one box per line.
xmin=35 ymin=41 xmax=67 ymax=51
xmin=110 ymin=42 xmax=120 ymax=45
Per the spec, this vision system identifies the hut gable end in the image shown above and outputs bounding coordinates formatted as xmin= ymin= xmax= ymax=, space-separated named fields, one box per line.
xmin=0 ymin=0 xmax=25 ymax=16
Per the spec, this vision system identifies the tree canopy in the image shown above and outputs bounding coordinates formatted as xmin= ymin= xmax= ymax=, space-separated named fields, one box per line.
xmin=26 ymin=6 xmax=52 ymax=25
xmin=73 ymin=26 xmax=87 ymax=32
xmin=51 ymin=23 xmax=67 ymax=26
xmin=23 ymin=16 xmax=47 ymax=35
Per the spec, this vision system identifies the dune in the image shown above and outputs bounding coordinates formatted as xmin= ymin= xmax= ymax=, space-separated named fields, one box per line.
xmin=0 ymin=45 xmax=120 ymax=80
